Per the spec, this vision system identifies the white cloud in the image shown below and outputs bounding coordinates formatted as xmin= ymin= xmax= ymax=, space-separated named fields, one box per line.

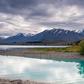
xmin=0 ymin=13 xmax=45 ymax=36
xmin=45 ymin=5 xmax=83 ymax=22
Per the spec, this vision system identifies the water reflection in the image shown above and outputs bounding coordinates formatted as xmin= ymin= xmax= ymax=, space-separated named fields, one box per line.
xmin=0 ymin=55 xmax=84 ymax=84
xmin=78 ymin=61 xmax=84 ymax=78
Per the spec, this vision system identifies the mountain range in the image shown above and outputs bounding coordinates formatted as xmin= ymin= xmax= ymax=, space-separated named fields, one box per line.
xmin=0 ymin=29 xmax=84 ymax=45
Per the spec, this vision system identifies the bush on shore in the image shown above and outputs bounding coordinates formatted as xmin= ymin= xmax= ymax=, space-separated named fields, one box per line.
xmin=79 ymin=40 xmax=84 ymax=55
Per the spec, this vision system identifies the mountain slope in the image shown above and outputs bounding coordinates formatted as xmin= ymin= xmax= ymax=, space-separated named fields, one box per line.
xmin=1 ymin=29 xmax=84 ymax=45
xmin=0 ymin=37 xmax=4 ymax=44
xmin=31 ymin=29 xmax=84 ymax=43
xmin=4 ymin=33 xmax=32 ymax=44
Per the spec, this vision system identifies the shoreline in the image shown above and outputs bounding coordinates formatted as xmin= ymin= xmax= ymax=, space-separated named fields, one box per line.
xmin=0 ymin=79 xmax=50 ymax=84
xmin=0 ymin=48 xmax=84 ymax=60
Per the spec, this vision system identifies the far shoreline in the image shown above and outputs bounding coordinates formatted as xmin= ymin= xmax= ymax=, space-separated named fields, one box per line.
xmin=0 ymin=48 xmax=83 ymax=60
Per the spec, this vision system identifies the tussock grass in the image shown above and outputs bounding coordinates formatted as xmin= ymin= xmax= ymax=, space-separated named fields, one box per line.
xmin=32 ymin=45 xmax=80 ymax=52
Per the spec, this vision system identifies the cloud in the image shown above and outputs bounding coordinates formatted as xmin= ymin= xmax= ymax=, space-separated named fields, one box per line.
xmin=40 ymin=21 xmax=84 ymax=30
xmin=0 ymin=13 xmax=45 ymax=36
xmin=0 ymin=0 xmax=84 ymax=36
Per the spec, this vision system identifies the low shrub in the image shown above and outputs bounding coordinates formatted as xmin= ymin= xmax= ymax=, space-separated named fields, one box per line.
xmin=79 ymin=40 xmax=84 ymax=55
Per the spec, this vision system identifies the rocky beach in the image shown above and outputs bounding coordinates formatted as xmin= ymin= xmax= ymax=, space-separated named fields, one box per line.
xmin=0 ymin=48 xmax=83 ymax=60
xmin=0 ymin=79 xmax=50 ymax=84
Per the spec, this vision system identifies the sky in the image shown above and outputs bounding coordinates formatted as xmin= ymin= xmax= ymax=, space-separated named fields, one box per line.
xmin=0 ymin=0 xmax=84 ymax=36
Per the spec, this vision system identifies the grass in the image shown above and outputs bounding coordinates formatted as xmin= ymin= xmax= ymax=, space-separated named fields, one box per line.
xmin=32 ymin=45 xmax=80 ymax=52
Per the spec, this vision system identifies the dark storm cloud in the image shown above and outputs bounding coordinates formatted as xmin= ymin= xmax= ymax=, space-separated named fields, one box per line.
xmin=8 ymin=0 xmax=37 ymax=8
xmin=0 ymin=0 xmax=53 ymax=18
xmin=0 ymin=0 xmax=35 ymax=14
xmin=0 ymin=0 xmax=84 ymax=16
xmin=65 ymin=0 xmax=84 ymax=7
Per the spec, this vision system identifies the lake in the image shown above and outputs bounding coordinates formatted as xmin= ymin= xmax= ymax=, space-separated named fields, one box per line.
xmin=0 ymin=55 xmax=84 ymax=84
xmin=0 ymin=45 xmax=69 ymax=50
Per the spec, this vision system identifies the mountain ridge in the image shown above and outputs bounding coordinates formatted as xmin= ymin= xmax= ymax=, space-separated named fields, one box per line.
xmin=0 ymin=29 xmax=84 ymax=45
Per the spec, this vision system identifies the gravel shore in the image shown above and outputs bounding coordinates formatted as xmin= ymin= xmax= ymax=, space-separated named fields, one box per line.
xmin=0 ymin=79 xmax=50 ymax=84
xmin=0 ymin=48 xmax=84 ymax=60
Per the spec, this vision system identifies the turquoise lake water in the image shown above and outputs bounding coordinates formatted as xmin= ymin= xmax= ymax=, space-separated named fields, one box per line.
xmin=0 ymin=55 xmax=84 ymax=84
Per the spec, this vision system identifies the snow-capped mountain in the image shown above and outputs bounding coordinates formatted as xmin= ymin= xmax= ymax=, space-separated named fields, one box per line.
xmin=0 ymin=29 xmax=84 ymax=45
xmin=32 ymin=29 xmax=84 ymax=43
xmin=79 ymin=30 xmax=84 ymax=36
